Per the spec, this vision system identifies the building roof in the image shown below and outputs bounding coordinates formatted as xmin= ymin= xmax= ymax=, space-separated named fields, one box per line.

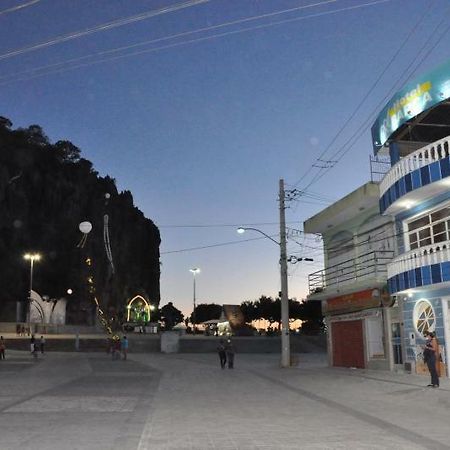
xmin=303 ymin=182 xmax=380 ymax=234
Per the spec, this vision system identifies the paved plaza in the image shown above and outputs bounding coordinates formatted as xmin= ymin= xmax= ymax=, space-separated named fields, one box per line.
xmin=0 ymin=350 xmax=449 ymax=450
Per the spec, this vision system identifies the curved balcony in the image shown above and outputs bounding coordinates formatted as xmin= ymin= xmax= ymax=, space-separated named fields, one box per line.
xmin=379 ymin=135 xmax=450 ymax=215
xmin=387 ymin=241 xmax=450 ymax=294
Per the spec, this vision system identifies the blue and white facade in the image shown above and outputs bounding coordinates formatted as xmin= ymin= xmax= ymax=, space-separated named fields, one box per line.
xmin=373 ymin=60 xmax=450 ymax=377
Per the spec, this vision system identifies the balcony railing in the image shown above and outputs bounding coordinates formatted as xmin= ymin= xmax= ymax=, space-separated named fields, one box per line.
xmin=380 ymin=135 xmax=450 ymax=198
xmin=308 ymin=250 xmax=394 ymax=294
xmin=387 ymin=241 xmax=450 ymax=279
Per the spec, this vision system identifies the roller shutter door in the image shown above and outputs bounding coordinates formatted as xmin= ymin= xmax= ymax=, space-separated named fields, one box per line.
xmin=332 ymin=320 xmax=364 ymax=368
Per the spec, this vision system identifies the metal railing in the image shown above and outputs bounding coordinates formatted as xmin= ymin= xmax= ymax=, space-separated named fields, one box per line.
xmin=379 ymin=135 xmax=450 ymax=197
xmin=308 ymin=250 xmax=394 ymax=294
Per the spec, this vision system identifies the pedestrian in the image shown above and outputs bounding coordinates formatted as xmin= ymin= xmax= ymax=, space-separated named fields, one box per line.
xmin=225 ymin=338 xmax=235 ymax=369
xmin=121 ymin=335 xmax=129 ymax=360
xmin=112 ymin=338 xmax=121 ymax=360
xmin=217 ymin=339 xmax=227 ymax=369
xmin=40 ymin=335 xmax=46 ymax=354
xmin=423 ymin=331 xmax=439 ymax=387
xmin=0 ymin=336 xmax=5 ymax=360
xmin=30 ymin=334 xmax=35 ymax=354
xmin=33 ymin=342 xmax=39 ymax=359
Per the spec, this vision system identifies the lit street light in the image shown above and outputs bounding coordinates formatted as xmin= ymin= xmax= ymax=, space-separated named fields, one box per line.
xmin=23 ymin=253 xmax=41 ymax=335
xmin=189 ymin=268 xmax=200 ymax=333
xmin=238 ymin=217 xmax=313 ymax=366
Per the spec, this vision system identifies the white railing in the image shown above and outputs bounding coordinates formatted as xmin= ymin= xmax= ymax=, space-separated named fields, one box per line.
xmin=387 ymin=241 xmax=450 ymax=279
xmin=380 ymin=135 xmax=450 ymax=197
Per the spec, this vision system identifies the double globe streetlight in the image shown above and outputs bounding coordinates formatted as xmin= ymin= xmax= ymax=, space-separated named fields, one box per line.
xmin=237 ymin=227 xmax=312 ymax=367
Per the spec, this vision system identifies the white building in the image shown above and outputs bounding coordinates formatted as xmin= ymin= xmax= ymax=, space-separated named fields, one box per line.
xmin=304 ymin=182 xmax=398 ymax=370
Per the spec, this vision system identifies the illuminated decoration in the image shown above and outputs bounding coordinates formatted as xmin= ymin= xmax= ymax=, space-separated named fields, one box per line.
xmin=77 ymin=221 xmax=92 ymax=248
xmin=103 ymin=193 xmax=115 ymax=274
xmin=413 ymin=299 xmax=436 ymax=337
xmin=126 ymin=295 xmax=153 ymax=322
xmin=372 ymin=58 xmax=450 ymax=152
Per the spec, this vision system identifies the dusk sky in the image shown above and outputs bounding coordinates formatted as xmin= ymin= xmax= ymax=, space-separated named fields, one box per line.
xmin=1 ymin=0 xmax=450 ymax=315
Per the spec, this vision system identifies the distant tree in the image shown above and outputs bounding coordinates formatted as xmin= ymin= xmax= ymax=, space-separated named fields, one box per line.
xmin=289 ymin=298 xmax=303 ymax=325
xmin=298 ymin=300 xmax=323 ymax=334
xmin=192 ymin=303 xmax=222 ymax=324
xmin=240 ymin=300 xmax=259 ymax=323
xmin=160 ymin=302 xmax=184 ymax=330
xmin=54 ymin=140 xmax=81 ymax=163
xmin=0 ymin=117 xmax=12 ymax=129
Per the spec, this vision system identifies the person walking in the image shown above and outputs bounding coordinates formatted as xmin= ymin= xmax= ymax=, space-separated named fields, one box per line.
xmin=0 ymin=336 xmax=5 ymax=360
xmin=424 ymin=331 xmax=439 ymax=387
xmin=30 ymin=334 xmax=35 ymax=354
xmin=40 ymin=336 xmax=46 ymax=354
xmin=217 ymin=339 xmax=227 ymax=369
xmin=225 ymin=338 xmax=235 ymax=369
xmin=121 ymin=335 xmax=129 ymax=360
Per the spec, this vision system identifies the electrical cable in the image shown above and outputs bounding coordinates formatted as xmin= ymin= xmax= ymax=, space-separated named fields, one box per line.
xmin=0 ymin=0 xmax=210 ymax=62
xmin=0 ymin=0 xmax=40 ymax=16
xmin=290 ymin=0 xmax=438 ymax=191
xmin=299 ymin=3 xmax=450 ymax=193
xmin=0 ymin=0 xmax=392 ymax=85
xmin=161 ymin=234 xmax=280 ymax=254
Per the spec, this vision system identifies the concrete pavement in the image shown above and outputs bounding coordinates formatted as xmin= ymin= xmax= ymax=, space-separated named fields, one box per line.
xmin=0 ymin=350 xmax=449 ymax=449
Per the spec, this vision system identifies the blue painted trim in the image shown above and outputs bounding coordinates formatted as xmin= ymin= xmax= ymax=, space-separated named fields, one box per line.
xmin=388 ymin=261 xmax=450 ymax=294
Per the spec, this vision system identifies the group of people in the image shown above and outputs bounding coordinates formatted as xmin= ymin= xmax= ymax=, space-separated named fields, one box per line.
xmin=217 ymin=338 xmax=235 ymax=369
xmin=30 ymin=335 xmax=45 ymax=357
xmin=110 ymin=335 xmax=128 ymax=360
xmin=423 ymin=331 xmax=440 ymax=388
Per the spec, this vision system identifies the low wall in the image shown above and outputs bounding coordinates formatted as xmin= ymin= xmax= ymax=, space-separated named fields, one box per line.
xmin=2 ymin=333 xmax=326 ymax=354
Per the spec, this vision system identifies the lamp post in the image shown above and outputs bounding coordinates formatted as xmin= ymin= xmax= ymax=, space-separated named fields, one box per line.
xmin=23 ymin=253 xmax=41 ymax=335
xmin=237 ymin=180 xmax=313 ymax=367
xmin=189 ymin=268 xmax=200 ymax=333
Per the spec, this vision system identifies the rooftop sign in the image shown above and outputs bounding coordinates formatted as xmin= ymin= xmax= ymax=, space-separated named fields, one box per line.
xmin=372 ymin=59 xmax=450 ymax=154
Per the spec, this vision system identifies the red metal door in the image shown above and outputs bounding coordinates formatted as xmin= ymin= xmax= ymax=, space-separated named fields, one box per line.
xmin=332 ymin=320 xmax=365 ymax=368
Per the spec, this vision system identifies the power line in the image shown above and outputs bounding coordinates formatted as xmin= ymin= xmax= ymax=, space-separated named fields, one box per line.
xmin=301 ymin=4 xmax=450 ymax=191
xmin=0 ymin=0 xmax=40 ymax=16
xmin=159 ymin=221 xmax=299 ymax=228
xmin=0 ymin=0 xmax=210 ymax=62
xmin=0 ymin=0 xmax=392 ymax=85
xmin=161 ymin=234 xmax=280 ymax=254
xmin=291 ymin=0 xmax=437 ymax=191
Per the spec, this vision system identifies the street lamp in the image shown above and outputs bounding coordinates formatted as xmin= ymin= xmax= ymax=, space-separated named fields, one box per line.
xmin=23 ymin=253 xmax=41 ymax=335
xmin=237 ymin=227 xmax=313 ymax=367
xmin=189 ymin=268 xmax=200 ymax=333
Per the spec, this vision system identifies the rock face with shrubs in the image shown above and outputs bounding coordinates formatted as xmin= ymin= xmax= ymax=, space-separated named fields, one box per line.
xmin=0 ymin=117 xmax=160 ymax=323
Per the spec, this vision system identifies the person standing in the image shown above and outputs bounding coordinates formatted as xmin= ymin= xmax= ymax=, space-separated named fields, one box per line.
xmin=424 ymin=331 xmax=439 ymax=388
xmin=40 ymin=336 xmax=46 ymax=354
xmin=225 ymin=338 xmax=235 ymax=369
xmin=30 ymin=334 xmax=35 ymax=354
xmin=121 ymin=336 xmax=129 ymax=360
xmin=0 ymin=336 xmax=5 ymax=360
xmin=217 ymin=339 xmax=227 ymax=369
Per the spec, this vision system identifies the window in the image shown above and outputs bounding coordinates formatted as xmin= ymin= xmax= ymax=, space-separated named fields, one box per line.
xmin=407 ymin=205 xmax=450 ymax=250
xmin=413 ymin=299 xmax=435 ymax=337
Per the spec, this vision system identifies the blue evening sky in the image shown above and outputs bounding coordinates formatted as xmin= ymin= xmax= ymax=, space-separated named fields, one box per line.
xmin=1 ymin=0 xmax=449 ymax=315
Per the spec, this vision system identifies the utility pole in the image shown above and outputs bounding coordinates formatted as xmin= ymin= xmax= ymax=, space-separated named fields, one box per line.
xmin=279 ymin=179 xmax=290 ymax=368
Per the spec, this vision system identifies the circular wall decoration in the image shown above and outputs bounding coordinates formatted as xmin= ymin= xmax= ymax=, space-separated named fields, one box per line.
xmin=413 ymin=299 xmax=436 ymax=336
